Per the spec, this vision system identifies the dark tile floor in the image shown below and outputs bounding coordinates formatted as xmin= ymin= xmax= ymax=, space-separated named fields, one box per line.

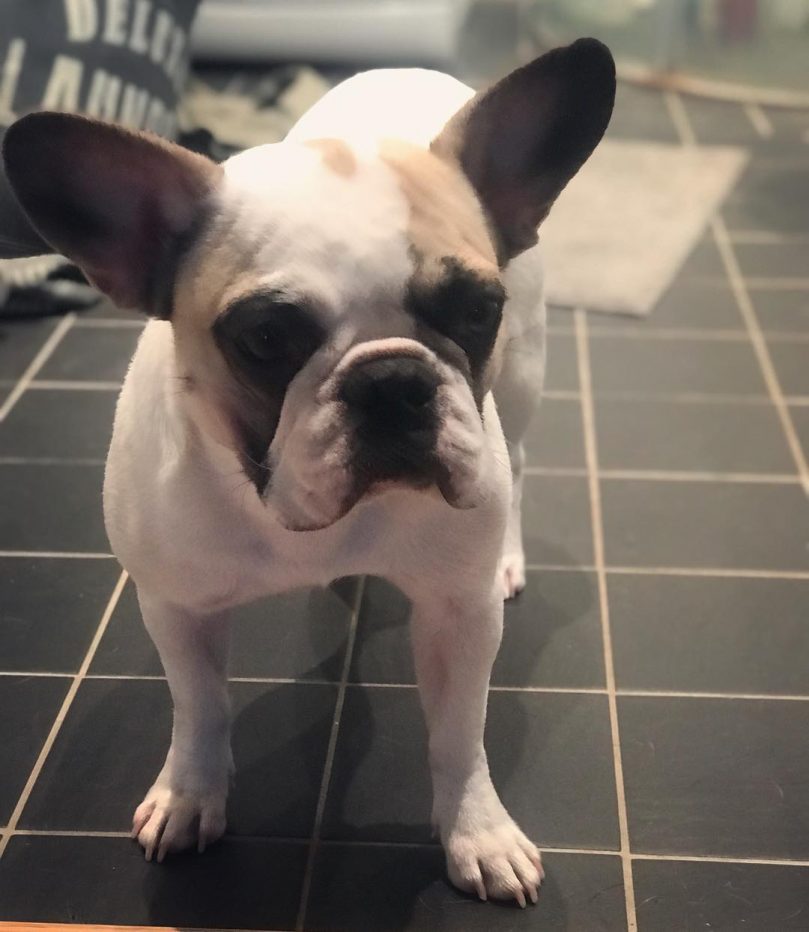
xmin=1 ymin=80 xmax=809 ymax=932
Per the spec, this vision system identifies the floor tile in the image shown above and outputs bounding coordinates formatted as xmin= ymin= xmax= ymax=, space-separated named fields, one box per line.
xmin=675 ymin=234 xmax=727 ymax=280
xmin=305 ymin=845 xmax=626 ymax=931
xmin=350 ymin=572 xmax=605 ymax=690
xmin=545 ymin=334 xmax=579 ymax=392
xmin=642 ymin=280 xmax=742 ymax=331
xmin=601 ymin=479 xmax=809 ymax=570
xmin=522 ymin=475 xmax=594 ymax=567
xmin=767 ymin=339 xmax=809 ymax=395
xmin=0 ymin=389 xmax=116 ymax=459
xmin=610 ymin=574 xmax=809 ymax=694
xmin=749 ymin=288 xmax=809 ymax=333
xmin=322 ymin=687 xmax=619 ymax=850
xmin=0 ymin=463 xmax=107 ymax=551
xmin=764 ymin=106 xmax=809 ymax=146
xmin=91 ymin=578 xmax=354 ymax=681
xmin=595 ymin=398 xmax=794 ymax=472
xmin=79 ymin=297 xmax=138 ymax=320
xmin=493 ymin=571 xmax=605 ymax=689
xmin=20 ymin=678 xmax=337 ymax=838
xmin=633 ymin=858 xmax=809 ymax=932
xmin=620 ymin=696 xmax=809 ymax=858
xmin=791 ymin=405 xmax=809 ymax=459
xmin=733 ymin=241 xmax=809 ymax=279
xmin=589 ymin=335 xmax=766 ymax=396
xmin=37 ymin=326 xmax=141 ymax=382
xmin=0 ymin=834 xmax=307 ymax=929
xmin=0 ymin=676 xmax=69 ymax=826
xmin=523 ymin=397 xmax=585 ymax=468
xmin=0 ymin=557 xmax=120 ymax=673
xmin=681 ymin=97 xmax=757 ymax=146
xmin=0 ymin=317 xmax=58 ymax=380
xmin=723 ymin=161 xmax=809 ymax=234
xmin=606 ymin=84 xmax=678 ymax=144
xmin=589 ymin=282 xmax=741 ymax=332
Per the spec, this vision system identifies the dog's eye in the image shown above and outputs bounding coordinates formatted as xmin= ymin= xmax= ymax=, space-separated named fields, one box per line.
xmin=466 ymin=300 xmax=500 ymax=331
xmin=241 ymin=321 xmax=285 ymax=362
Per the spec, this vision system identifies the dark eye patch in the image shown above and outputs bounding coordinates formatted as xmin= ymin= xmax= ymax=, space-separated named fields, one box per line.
xmin=212 ymin=290 xmax=327 ymax=493
xmin=215 ymin=291 xmax=327 ymax=388
xmin=405 ymin=256 xmax=505 ymax=384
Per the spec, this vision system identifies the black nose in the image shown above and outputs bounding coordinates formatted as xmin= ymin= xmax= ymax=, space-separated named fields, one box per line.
xmin=339 ymin=357 xmax=439 ymax=430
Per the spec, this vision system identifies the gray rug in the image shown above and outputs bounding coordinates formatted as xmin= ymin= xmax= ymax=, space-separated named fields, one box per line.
xmin=540 ymin=139 xmax=748 ymax=316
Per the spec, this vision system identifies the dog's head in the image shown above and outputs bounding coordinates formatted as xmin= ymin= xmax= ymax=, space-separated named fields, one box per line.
xmin=3 ymin=40 xmax=614 ymax=531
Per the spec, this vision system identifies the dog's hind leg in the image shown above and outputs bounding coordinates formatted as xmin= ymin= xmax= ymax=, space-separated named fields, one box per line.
xmin=131 ymin=591 xmax=233 ymax=862
xmin=492 ymin=286 xmax=546 ymax=599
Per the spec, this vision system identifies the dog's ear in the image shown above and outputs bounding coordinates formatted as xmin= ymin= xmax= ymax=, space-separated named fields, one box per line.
xmin=2 ymin=112 xmax=221 ymax=315
xmin=432 ymin=38 xmax=615 ymax=262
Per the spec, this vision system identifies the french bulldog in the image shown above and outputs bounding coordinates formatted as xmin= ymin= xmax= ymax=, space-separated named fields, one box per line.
xmin=2 ymin=38 xmax=614 ymax=906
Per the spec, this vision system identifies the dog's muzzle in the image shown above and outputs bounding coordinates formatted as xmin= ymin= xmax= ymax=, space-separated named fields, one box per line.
xmin=339 ymin=355 xmax=443 ymax=488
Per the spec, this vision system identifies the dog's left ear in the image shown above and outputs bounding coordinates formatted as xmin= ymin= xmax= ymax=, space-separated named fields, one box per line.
xmin=2 ymin=112 xmax=222 ymax=315
xmin=432 ymin=38 xmax=615 ymax=262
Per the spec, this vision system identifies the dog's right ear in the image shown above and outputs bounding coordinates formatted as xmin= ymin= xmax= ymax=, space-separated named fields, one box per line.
xmin=2 ymin=112 xmax=221 ymax=316
xmin=432 ymin=38 xmax=615 ymax=263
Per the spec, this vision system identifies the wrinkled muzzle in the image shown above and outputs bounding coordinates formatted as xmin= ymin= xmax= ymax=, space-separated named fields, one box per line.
xmin=266 ymin=339 xmax=488 ymax=531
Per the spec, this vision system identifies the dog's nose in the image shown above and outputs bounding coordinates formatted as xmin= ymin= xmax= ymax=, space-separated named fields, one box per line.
xmin=339 ymin=357 xmax=439 ymax=430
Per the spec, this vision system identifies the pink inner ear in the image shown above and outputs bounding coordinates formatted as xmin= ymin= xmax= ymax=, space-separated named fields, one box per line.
xmin=3 ymin=112 xmax=221 ymax=312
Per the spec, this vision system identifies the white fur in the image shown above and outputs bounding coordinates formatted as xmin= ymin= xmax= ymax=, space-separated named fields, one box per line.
xmin=105 ymin=69 xmax=546 ymax=904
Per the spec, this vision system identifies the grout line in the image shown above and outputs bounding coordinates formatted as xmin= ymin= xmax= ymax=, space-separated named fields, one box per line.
xmin=523 ymin=468 xmax=802 ymax=486
xmin=9 ymin=828 xmax=809 ymax=870
xmin=729 ymin=230 xmax=809 ymax=245
xmin=618 ymin=689 xmax=809 ymax=702
xmin=574 ymin=309 xmax=637 ymax=931
xmin=0 ymin=456 xmax=107 ymax=466
xmin=28 ymin=379 xmax=123 ymax=391
xmin=547 ymin=326 xmax=809 ymax=344
xmin=664 ymin=91 xmax=697 ymax=146
xmin=0 ymin=569 xmax=128 ymax=860
xmin=632 ymin=852 xmax=809 ymax=868
xmin=523 ymin=466 xmax=588 ymax=477
xmin=597 ymin=470 xmax=800 ymax=485
xmin=580 ymin=328 xmax=750 ymax=342
xmin=712 ymin=218 xmax=809 ymax=496
xmin=14 ymin=829 xmax=131 ymax=838
xmin=0 ymin=313 xmax=76 ymax=422
xmin=743 ymin=277 xmax=809 ymax=290
xmin=6 ymin=673 xmax=809 ymax=702
xmin=743 ymin=102 xmax=774 ymax=139
xmin=664 ymin=91 xmax=809 ymax=498
xmin=0 ymin=550 xmax=115 ymax=559
xmin=295 ymin=575 xmax=366 ymax=931
xmin=590 ymin=391 xmax=776 ymax=405
xmin=604 ymin=565 xmax=809 ymax=580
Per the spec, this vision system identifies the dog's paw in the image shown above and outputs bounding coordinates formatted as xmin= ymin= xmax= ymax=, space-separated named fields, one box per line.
xmin=498 ymin=550 xmax=526 ymax=600
xmin=132 ymin=783 xmax=227 ymax=863
xmin=445 ymin=817 xmax=543 ymax=906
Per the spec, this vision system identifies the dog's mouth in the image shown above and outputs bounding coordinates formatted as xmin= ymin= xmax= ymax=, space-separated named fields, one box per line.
xmin=274 ymin=472 xmax=475 ymax=533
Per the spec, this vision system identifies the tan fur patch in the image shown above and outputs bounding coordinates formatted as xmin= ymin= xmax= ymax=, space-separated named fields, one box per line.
xmin=304 ymin=138 xmax=357 ymax=178
xmin=379 ymin=139 xmax=497 ymax=281
xmin=380 ymin=139 xmax=506 ymax=389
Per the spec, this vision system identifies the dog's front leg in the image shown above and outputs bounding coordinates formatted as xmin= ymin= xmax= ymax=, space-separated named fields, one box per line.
xmin=131 ymin=591 xmax=233 ymax=862
xmin=409 ymin=588 xmax=543 ymax=905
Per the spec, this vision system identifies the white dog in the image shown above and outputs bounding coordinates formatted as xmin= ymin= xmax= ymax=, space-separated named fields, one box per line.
xmin=3 ymin=39 xmax=614 ymax=907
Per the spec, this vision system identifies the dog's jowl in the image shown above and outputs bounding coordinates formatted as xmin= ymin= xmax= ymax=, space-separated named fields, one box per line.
xmin=3 ymin=39 xmax=614 ymax=906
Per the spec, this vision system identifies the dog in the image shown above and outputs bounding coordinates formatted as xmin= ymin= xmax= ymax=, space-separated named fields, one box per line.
xmin=3 ymin=39 xmax=614 ymax=906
